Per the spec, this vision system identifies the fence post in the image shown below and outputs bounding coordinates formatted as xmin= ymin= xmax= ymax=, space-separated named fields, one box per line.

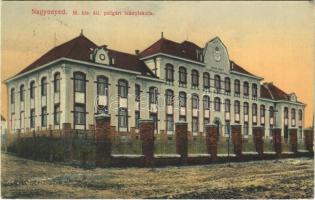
xmin=304 ymin=128 xmax=314 ymax=153
xmin=176 ymin=122 xmax=188 ymax=163
xmin=95 ymin=113 xmax=112 ymax=167
xmin=139 ymin=119 xmax=155 ymax=167
xmin=272 ymin=128 xmax=282 ymax=156
xmin=205 ymin=124 xmax=217 ymax=161
xmin=253 ymin=126 xmax=264 ymax=155
xmin=231 ymin=125 xmax=242 ymax=158
xmin=62 ymin=123 xmax=72 ymax=161
xmin=289 ymin=128 xmax=298 ymax=153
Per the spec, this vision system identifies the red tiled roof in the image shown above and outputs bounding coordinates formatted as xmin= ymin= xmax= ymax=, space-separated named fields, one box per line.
xmin=262 ymin=82 xmax=290 ymax=101
xmin=139 ymin=37 xmax=202 ymax=62
xmin=15 ymin=34 xmax=155 ymax=78
xmin=230 ymin=61 xmax=258 ymax=77
xmin=260 ymin=84 xmax=273 ymax=99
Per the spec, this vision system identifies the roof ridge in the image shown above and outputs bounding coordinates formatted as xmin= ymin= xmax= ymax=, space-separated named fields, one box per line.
xmin=263 ymin=84 xmax=275 ymax=100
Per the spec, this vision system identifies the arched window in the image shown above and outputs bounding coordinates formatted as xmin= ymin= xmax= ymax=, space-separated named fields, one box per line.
xmin=165 ymin=64 xmax=174 ymax=82
xmin=214 ymin=97 xmax=221 ymax=111
xmin=192 ymin=94 xmax=199 ymax=109
xmin=291 ymin=108 xmax=296 ymax=120
xmin=41 ymin=77 xmax=47 ymax=96
xmin=191 ymin=70 xmax=199 ymax=88
xmin=269 ymin=106 xmax=274 ymax=118
xmin=243 ymin=81 xmax=249 ymax=96
xmin=244 ymin=102 xmax=249 ymax=115
xmin=54 ymin=72 xmax=60 ymax=93
xmin=165 ymin=89 xmax=174 ymax=105
xmin=118 ymin=79 xmax=128 ymax=98
xmin=234 ymin=79 xmax=240 ymax=95
xmin=214 ymin=75 xmax=221 ymax=90
xmin=179 ymin=92 xmax=186 ymax=107
xmin=30 ymin=81 xmax=35 ymax=99
xmin=203 ymin=95 xmax=210 ymax=110
xmin=284 ymin=107 xmax=289 ymax=119
xmin=260 ymin=105 xmax=265 ymax=117
xmin=20 ymin=85 xmax=25 ymax=102
xmin=203 ymin=72 xmax=210 ymax=89
xmin=224 ymin=77 xmax=231 ymax=93
xmin=225 ymin=99 xmax=230 ymax=112
xmin=97 ymin=76 xmax=108 ymax=96
xmin=179 ymin=67 xmax=187 ymax=85
xmin=135 ymin=84 xmax=140 ymax=101
xmin=234 ymin=100 xmax=240 ymax=114
xmin=252 ymin=83 xmax=258 ymax=98
xmin=149 ymin=87 xmax=158 ymax=104
xmin=10 ymin=88 xmax=15 ymax=104
xmin=74 ymin=72 xmax=86 ymax=93
xmin=252 ymin=103 xmax=257 ymax=116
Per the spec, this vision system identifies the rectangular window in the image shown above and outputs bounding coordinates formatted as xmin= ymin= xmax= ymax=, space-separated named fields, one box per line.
xmin=166 ymin=115 xmax=174 ymax=131
xmin=118 ymin=108 xmax=128 ymax=128
xmin=74 ymin=104 xmax=85 ymax=125
xmin=244 ymin=123 xmax=249 ymax=135
xmin=30 ymin=84 xmax=35 ymax=99
xmin=135 ymin=111 xmax=140 ymax=128
xmin=54 ymin=104 xmax=60 ymax=125
xmin=30 ymin=109 xmax=35 ymax=128
xmin=192 ymin=117 xmax=199 ymax=133
xmin=41 ymin=83 xmax=47 ymax=96
xmin=179 ymin=116 xmax=186 ymax=122
xmin=41 ymin=106 xmax=47 ymax=127
xmin=150 ymin=113 xmax=158 ymax=130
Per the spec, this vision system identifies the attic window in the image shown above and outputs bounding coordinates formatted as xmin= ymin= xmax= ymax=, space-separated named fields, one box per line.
xmin=215 ymin=46 xmax=219 ymax=51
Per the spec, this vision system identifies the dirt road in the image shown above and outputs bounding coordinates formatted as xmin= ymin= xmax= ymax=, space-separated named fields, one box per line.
xmin=1 ymin=153 xmax=313 ymax=198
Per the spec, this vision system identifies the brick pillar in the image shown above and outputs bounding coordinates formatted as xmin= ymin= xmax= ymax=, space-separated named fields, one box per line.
xmin=95 ymin=114 xmax=112 ymax=167
xmin=231 ymin=125 xmax=242 ymax=158
xmin=252 ymin=126 xmax=264 ymax=155
xmin=289 ymin=128 xmax=298 ymax=153
xmin=205 ymin=125 xmax=217 ymax=161
xmin=272 ymin=128 xmax=282 ymax=156
xmin=304 ymin=128 xmax=314 ymax=153
xmin=139 ymin=119 xmax=155 ymax=166
xmin=176 ymin=122 xmax=188 ymax=162
xmin=62 ymin=123 xmax=72 ymax=160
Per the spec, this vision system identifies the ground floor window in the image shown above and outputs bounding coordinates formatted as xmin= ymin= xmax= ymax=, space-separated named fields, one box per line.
xmin=179 ymin=116 xmax=186 ymax=122
xmin=54 ymin=104 xmax=60 ymax=125
xmin=192 ymin=117 xmax=199 ymax=133
xmin=118 ymin=108 xmax=128 ymax=128
xmin=135 ymin=111 xmax=140 ymax=128
xmin=225 ymin=122 xmax=230 ymax=135
xmin=284 ymin=125 xmax=289 ymax=142
xmin=41 ymin=106 xmax=47 ymax=127
xmin=30 ymin=109 xmax=35 ymax=128
xmin=150 ymin=113 xmax=158 ymax=130
xmin=74 ymin=104 xmax=85 ymax=125
xmin=166 ymin=115 xmax=174 ymax=131
xmin=244 ymin=123 xmax=249 ymax=135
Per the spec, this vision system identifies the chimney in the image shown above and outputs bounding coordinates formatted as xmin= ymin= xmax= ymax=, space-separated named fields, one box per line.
xmin=161 ymin=32 xmax=164 ymax=38
xmin=135 ymin=50 xmax=140 ymax=55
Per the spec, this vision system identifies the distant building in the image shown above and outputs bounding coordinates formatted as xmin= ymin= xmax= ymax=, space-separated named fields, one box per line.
xmin=4 ymin=32 xmax=305 ymax=139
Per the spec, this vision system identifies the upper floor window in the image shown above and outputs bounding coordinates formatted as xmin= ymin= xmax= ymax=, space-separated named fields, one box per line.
xmin=269 ymin=106 xmax=274 ymax=118
xmin=214 ymin=75 xmax=221 ymax=91
xmin=234 ymin=79 xmax=240 ymax=95
xmin=252 ymin=103 xmax=257 ymax=116
xmin=54 ymin=72 xmax=60 ymax=93
xmin=203 ymin=72 xmax=210 ymax=89
xmin=291 ymin=108 xmax=296 ymax=120
xmin=165 ymin=64 xmax=174 ymax=83
xmin=234 ymin=100 xmax=240 ymax=114
xmin=74 ymin=72 xmax=86 ymax=93
xmin=298 ymin=109 xmax=302 ymax=120
xmin=244 ymin=102 xmax=249 ymax=115
xmin=225 ymin=99 xmax=230 ymax=112
xmin=203 ymin=95 xmax=210 ymax=110
xmin=214 ymin=97 xmax=221 ymax=111
xmin=135 ymin=84 xmax=140 ymax=101
xmin=179 ymin=67 xmax=187 ymax=85
xmin=179 ymin=92 xmax=186 ymax=107
xmin=191 ymin=70 xmax=199 ymax=88
xmin=284 ymin=107 xmax=289 ymax=119
xmin=224 ymin=77 xmax=231 ymax=93
xmin=20 ymin=85 xmax=25 ymax=102
xmin=97 ymin=76 xmax=108 ymax=96
xmin=41 ymin=77 xmax=47 ymax=96
xmin=252 ymin=83 xmax=258 ymax=98
xmin=118 ymin=79 xmax=128 ymax=98
xmin=10 ymin=88 xmax=15 ymax=104
xmin=30 ymin=81 xmax=35 ymax=99
xmin=149 ymin=87 xmax=158 ymax=104
xmin=165 ymin=89 xmax=174 ymax=106
xmin=260 ymin=105 xmax=265 ymax=117
xmin=243 ymin=81 xmax=249 ymax=96
xmin=192 ymin=94 xmax=199 ymax=109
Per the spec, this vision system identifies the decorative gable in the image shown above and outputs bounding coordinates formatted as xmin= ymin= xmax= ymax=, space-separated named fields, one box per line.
xmin=90 ymin=45 xmax=110 ymax=65
xmin=289 ymin=93 xmax=297 ymax=102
